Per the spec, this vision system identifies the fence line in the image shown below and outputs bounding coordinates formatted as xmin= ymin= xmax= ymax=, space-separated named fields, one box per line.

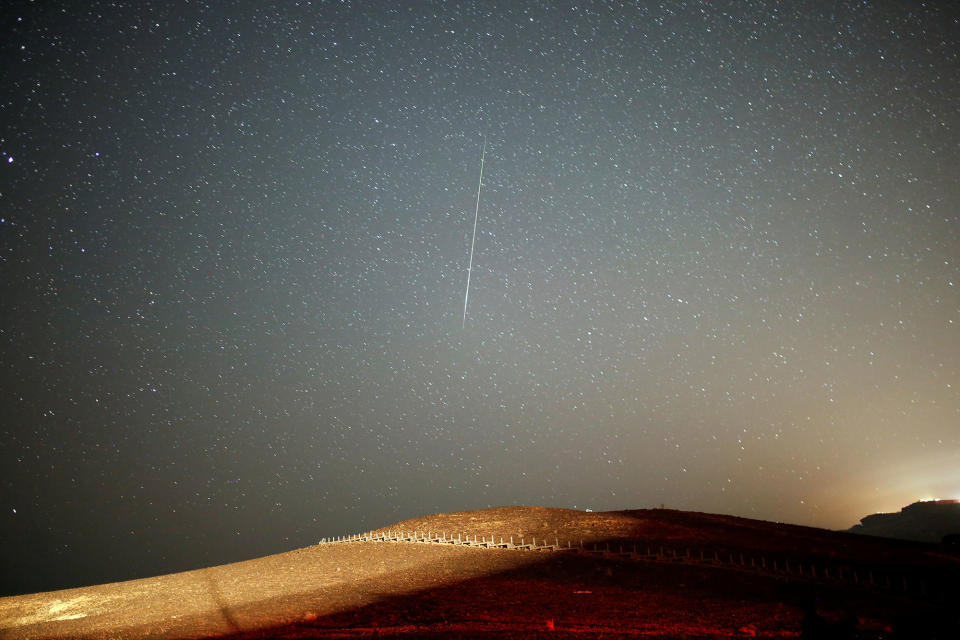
xmin=317 ymin=530 xmax=952 ymax=604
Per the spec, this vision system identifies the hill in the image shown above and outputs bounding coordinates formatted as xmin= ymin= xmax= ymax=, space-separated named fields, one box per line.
xmin=849 ymin=499 xmax=960 ymax=544
xmin=1 ymin=506 xmax=958 ymax=639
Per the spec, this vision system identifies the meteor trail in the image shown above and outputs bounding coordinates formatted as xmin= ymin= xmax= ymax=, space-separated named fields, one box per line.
xmin=462 ymin=135 xmax=486 ymax=329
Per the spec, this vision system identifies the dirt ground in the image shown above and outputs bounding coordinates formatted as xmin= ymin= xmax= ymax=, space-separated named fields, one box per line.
xmin=1 ymin=507 xmax=957 ymax=639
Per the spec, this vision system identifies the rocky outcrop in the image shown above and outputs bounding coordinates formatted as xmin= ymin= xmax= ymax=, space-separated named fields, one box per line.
xmin=849 ymin=500 xmax=960 ymax=544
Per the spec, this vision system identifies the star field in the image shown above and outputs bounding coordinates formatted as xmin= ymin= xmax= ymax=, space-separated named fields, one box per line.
xmin=1 ymin=0 xmax=958 ymax=596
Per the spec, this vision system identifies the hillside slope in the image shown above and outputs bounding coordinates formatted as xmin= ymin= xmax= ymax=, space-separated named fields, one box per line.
xmin=1 ymin=506 xmax=957 ymax=639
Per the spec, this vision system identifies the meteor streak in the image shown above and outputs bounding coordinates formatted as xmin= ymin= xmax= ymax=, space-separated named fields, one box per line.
xmin=462 ymin=135 xmax=486 ymax=329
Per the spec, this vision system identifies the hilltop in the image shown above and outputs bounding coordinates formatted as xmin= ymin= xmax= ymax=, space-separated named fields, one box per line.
xmin=849 ymin=500 xmax=960 ymax=544
xmin=1 ymin=506 xmax=957 ymax=639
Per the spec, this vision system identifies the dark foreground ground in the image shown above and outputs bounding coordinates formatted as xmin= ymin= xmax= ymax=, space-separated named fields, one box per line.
xmin=2 ymin=507 xmax=957 ymax=639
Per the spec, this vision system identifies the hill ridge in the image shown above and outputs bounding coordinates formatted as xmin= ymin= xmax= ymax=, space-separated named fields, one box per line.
xmin=327 ymin=506 xmax=958 ymax=605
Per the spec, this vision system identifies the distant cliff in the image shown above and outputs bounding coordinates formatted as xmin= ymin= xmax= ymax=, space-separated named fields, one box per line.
xmin=849 ymin=499 xmax=960 ymax=544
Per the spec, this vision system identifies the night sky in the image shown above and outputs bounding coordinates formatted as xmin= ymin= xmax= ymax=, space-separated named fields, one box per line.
xmin=2 ymin=0 xmax=958 ymax=597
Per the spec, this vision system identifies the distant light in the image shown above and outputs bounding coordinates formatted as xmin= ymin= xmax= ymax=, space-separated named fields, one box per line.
xmin=7 ymin=156 xmax=12 ymax=163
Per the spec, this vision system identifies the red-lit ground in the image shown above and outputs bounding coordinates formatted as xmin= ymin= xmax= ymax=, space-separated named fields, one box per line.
xmin=1 ymin=507 xmax=957 ymax=639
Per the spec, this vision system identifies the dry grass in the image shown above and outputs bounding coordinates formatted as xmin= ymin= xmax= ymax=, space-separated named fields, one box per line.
xmin=2 ymin=506 xmax=957 ymax=639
